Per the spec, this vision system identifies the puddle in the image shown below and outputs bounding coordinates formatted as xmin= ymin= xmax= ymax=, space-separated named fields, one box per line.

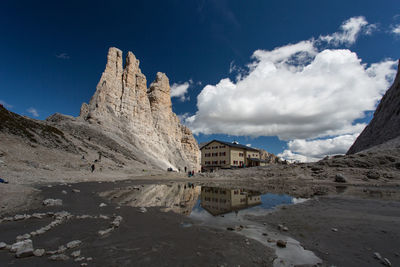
xmin=188 ymin=186 xmax=320 ymax=267
xmin=101 ymin=183 xmax=321 ymax=266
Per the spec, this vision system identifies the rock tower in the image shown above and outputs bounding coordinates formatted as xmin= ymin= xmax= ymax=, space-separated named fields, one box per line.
xmin=79 ymin=47 xmax=200 ymax=171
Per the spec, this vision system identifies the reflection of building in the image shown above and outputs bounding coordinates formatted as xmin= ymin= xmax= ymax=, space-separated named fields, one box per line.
xmin=200 ymin=140 xmax=267 ymax=171
xmin=200 ymin=186 xmax=261 ymax=216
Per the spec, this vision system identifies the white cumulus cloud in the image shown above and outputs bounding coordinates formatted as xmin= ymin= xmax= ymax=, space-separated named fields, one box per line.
xmin=27 ymin=107 xmax=39 ymax=117
xmin=186 ymin=16 xmax=397 ymax=162
xmin=278 ymin=133 xmax=360 ymax=162
xmin=392 ymin=24 xmax=400 ymax=35
xmin=319 ymin=16 xmax=370 ymax=46
xmin=171 ymin=80 xmax=192 ymax=101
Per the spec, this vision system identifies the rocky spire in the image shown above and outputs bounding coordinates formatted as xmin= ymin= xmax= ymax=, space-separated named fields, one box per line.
xmin=347 ymin=60 xmax=400 ymax=154
xmin=78 ymin=47 xmax=200 ymax=171
xmin=148 ymin=72 xmax=172 ymax=112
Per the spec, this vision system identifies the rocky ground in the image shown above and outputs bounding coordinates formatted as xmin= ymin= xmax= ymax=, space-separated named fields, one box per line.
xmin=0 ymin=171 xmax=399 ymax=266
xmin=0 ymin=180 xmax=275 ymax=267
xmin=252 ymin=195 xmax=400 ymax=266
xmin=1 ymin=121 xmax=400 ymax=266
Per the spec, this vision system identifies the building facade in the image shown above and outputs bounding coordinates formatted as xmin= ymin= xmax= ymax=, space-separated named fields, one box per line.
xmin=200 ymin=140 xmax=265 ymax=171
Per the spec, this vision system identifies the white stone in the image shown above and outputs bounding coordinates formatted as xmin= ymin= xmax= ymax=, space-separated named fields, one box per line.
xmin=16 ymin=233 xmax=31 ymax=241
xmin=98 ymin=228 xmax=113 ymax=236
xmin=139 ymin=207 xmax=147 ymax=213
xmin=33 ymin=248 xmax=45 ymax=257
xmin=49 ymin=254 xmax=70 ymax=261
xmin=0 ymin=242 xmax=7 ymax=249
xmin=43 ymin=199 xmax=63 ymax=206
xmin=71 ymin=250 xmax=81 ymax=258
xmin=75 ymin=256 xmax=85 ymax=262
xmin=12 ymin=239 xmax=33 ymax=258
xmin=66 ymin=240 xmax=82 ymax=249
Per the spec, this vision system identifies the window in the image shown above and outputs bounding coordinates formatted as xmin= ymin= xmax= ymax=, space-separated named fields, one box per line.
xmin=213 ymin=161 xmax=218 ymax=165
xmin=212 ymin=152 xmax=218 ymax=156
xmin=240 ymin=161 xmax=243 ymax=166
xmin=220 ymin=160 xmax=226 ymax=164
xmin=205 ymin=153 xmax=211 ymax=157
xmin=239 ymin=152 xmax=244 ymax=157
xmin=219 ymin=145 xmax=225 ymax=148
xmin=219 ymin=152 xmax=226 ymax=156
xmin=233 ymin=160 xmax=238 ymax=165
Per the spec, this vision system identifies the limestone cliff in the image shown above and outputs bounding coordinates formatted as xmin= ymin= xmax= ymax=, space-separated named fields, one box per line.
xmin=79 ymin=47 xmax=200 ymax=171
xmin=258 ymin=149 xmax=282 ymax=164
xmin=347 ymin=60 xmax=400 ymax=154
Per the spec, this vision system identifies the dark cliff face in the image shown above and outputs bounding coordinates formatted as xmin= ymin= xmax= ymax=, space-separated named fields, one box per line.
xmin=347 ymin=60 xmax=400 ymax=154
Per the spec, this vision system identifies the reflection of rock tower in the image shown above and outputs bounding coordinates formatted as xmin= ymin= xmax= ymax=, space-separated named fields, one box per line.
xmin=101 ymin=183 xmax=200 ymax=215
xmin=79 ymin=47 xmax=200 ymax=171
xmin=200 ymin=186 xmax=261 ymax=216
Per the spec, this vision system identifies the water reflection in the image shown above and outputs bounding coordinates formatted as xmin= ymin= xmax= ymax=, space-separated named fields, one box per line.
xmin=101 ymin=183 xmax=200 ymax=215
xmin=102 ymin=183 xmax=306 ymax=216
xmin=200 ymin=186 xmax=262 ymax=216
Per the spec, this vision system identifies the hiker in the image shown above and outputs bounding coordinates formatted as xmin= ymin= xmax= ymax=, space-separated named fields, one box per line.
xmin=91 ymin=164 xmax=95 ymax=173
xmin=184 ymin=166 xmax=187 ymax=172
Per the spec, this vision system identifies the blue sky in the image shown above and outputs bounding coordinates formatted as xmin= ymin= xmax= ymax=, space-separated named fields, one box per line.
xmin=1 ymin=1 xmax=399 ymax=161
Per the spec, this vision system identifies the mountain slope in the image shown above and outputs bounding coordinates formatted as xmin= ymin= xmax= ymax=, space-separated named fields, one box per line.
xmin=348 ymin=60 xmax=400 ymax=154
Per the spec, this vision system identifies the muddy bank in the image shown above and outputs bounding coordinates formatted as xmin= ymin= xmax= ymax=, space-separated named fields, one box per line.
xmin=0 ymin=181 xmax=274 ymax=266
xmin=0 ymin=184 xmax=41 ymax=216
xmin=1 ymin=179 xmax=400 ymax=266
xmin=251 ymin=196 xmax=400 ymax=267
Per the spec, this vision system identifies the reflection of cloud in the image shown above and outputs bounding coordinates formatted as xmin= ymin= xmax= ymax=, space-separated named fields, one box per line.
xmin=0 ymin=99 xmax=13 ymax=109
xmin=27 ymin=107 xmax=39 ymax=117
xmin=292 ymin=198 xmax=308 ymax=204
xmin=56 ymin=53 xmax=70 ymax=59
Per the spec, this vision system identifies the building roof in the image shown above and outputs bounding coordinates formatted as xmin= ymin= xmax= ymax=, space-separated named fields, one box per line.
xmin=200 ymin=139 xmax=259 ymax=152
